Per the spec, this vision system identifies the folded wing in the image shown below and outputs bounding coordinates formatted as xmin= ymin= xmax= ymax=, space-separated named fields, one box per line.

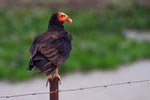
xmin=28 ymin=32 xmax=72 ymax=75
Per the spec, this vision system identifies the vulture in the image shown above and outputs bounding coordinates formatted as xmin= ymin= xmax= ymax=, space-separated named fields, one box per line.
xmin=27 ymin=12 xmax=72 ymax=84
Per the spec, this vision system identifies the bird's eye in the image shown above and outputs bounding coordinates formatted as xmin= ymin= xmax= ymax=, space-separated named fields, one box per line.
xmin=61 ymin=15 xmax=65 ymax=17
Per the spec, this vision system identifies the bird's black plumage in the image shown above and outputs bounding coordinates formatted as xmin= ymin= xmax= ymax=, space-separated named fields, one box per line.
xmin=27 ymin=12 xmax=72 ymax=75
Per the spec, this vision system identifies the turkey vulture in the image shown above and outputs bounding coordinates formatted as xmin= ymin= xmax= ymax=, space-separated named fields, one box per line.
xmin=27 ymin=12 xmax=72 ymax=82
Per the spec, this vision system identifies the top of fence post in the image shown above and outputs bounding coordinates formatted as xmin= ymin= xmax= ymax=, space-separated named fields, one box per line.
xmin=48 ymin=75 xmax=60 ymax=100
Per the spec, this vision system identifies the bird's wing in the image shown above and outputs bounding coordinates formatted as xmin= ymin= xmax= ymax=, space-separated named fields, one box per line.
xmin=38 ymin=31 xmax=72 ymax=67
xmin=28 ymin=31 xmax=72 ymax=74
xmin=28 ymin=32 xmax=60 ymax=71
xmin=28 ymin=34 xmax=42 ymax=70
xmin=29 ymin=34 xmax=43 ymax=59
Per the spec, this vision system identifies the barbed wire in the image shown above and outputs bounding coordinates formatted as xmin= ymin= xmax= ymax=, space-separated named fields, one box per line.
xmin=0 ymin=79 xmax=150 ymax=99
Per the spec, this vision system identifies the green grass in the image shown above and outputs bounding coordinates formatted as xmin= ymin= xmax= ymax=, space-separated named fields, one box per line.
xmin=0 ymin=3 xmax=150 ymax=80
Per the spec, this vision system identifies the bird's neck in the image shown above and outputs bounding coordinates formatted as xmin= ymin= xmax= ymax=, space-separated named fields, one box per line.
xmin=48 ymin=20 xmax=64 ymax=31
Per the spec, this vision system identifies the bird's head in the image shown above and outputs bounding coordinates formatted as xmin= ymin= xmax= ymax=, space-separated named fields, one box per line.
xmin=57 ymin=12 xmax=72 ymax=23
xmin=48 ymin=12 xmax=72 ymax=29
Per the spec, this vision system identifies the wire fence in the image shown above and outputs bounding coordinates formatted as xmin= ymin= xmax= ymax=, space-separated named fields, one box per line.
xmin=0 ymin=79 xmax=150 ymax=99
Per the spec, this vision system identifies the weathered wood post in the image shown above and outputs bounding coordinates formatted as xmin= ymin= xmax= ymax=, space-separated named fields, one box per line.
xmin=48 ymin=76 xmax=60 ymax=100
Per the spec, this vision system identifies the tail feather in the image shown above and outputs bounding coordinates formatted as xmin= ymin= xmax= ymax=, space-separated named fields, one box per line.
xmin=39 ymin=62 xmax=57 ymax=75
xmin=46 ymin=65 xmax=57 ymax=75
xmin=40 ymin=62 xmax=52 ymax=73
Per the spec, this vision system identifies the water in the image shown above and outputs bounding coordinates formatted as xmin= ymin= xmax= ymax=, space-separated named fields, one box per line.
xmin=0 ymin=60 xmax=150 ymax=100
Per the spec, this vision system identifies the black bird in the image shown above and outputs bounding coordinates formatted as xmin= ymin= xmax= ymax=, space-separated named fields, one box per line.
xmin=27 ymin=12 xmax=72 ymax=84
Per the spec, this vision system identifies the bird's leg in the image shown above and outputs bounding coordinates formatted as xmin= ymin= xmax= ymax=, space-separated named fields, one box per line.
xmin=46 ymin=69 xmax=61 ymax=87
xmin=46 ymin=75 xmax=52 ymax=87
xmin=55 ymin=68 xmax=61 ymax=85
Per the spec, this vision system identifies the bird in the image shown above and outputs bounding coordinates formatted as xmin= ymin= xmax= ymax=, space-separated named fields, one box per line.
xmin=27 ymin=12 xmax=73 ymax=85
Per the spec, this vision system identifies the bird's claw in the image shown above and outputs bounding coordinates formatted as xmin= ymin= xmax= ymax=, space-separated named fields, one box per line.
xmin=46 ymin=75 xmax=53 ymax=87
xmin=55 ymin=74 xmax=61 ymax=85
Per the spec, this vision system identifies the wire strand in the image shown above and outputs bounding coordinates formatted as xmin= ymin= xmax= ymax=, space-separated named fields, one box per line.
xmin=0 ymin=79 xmax=150 ymax=99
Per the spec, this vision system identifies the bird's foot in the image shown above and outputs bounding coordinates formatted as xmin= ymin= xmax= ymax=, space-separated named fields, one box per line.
xmin=46 ymin=75 xmax=53 ymax=87
xmin=54 ymin=74 xmax=61 ymax=85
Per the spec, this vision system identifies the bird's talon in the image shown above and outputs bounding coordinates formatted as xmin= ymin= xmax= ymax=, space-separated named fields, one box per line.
xmin=55 ymin=74 xmax=61 ymax=85
xmin=46 ymin=75 xmax=53 ymax=87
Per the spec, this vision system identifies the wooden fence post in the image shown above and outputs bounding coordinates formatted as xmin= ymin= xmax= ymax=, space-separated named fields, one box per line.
xmin=48 ymin=76 xmax=60 ymax=100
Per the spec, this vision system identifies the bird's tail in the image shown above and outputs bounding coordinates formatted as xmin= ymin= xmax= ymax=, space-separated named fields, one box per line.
xmin=39 ymin=62 xmax=57 ymax=75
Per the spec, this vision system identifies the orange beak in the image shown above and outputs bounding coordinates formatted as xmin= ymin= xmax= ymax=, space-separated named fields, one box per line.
xmin=66 ymin=16 xmax=72 ymax=23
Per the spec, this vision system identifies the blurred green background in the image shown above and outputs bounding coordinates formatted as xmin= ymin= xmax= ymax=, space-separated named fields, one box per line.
xmin=0 ymin=0 xmax=150 ymax=81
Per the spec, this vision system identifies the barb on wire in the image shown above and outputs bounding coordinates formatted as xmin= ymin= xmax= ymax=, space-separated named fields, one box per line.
xmin=0 ymin=79 xmax=150 ymax=99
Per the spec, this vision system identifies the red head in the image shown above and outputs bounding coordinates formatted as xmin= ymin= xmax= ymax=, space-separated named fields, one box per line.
xmin=57 ymin=12 xmax=72 ymax=23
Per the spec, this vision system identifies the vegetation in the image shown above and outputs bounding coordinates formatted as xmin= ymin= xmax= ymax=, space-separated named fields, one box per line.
xmin=0 ymin=3 xmax=150 ymax=80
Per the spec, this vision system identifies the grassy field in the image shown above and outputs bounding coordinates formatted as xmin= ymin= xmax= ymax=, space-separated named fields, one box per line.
xmin=0 ymin=3 xmax=150 ymax=81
